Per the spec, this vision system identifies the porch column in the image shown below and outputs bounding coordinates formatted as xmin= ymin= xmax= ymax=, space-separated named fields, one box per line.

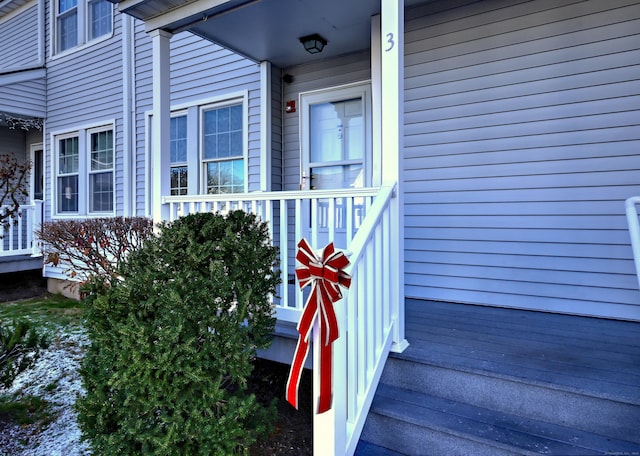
xmin=381 ymin=0 xmax=409 ymax=352
xmin=150 ymin=29 xmax=172 ymax=223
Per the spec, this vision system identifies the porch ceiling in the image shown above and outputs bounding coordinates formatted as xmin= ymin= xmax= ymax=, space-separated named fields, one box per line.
xmin=113 ymin=0 xmax=421 ymax=68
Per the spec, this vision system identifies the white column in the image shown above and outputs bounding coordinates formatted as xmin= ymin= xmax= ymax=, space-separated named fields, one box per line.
xmin=150 ymin=29 xmax=172 ymax=224
xmin=260 ymin=61 xmax=272 ymax=192
xmin=381 ymin=0 xmax=408 ymax=352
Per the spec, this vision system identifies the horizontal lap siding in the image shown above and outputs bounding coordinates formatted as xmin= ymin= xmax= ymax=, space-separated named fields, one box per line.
xmin=0 ymin=79 xmax=46 ymax=117
xmin=133 ymin=28 xmax=261 ymax=214
xmin=0 ymin=4 xmax=39 ymax=71
xmin=404 ymin=0 xmax=640 ymax=319
xmin=45 ymin=10 xmax=125 ymax=219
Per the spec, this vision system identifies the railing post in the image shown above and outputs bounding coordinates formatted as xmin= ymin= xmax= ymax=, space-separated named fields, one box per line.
xmin=32 ymin=200 xmax=43 ymax=256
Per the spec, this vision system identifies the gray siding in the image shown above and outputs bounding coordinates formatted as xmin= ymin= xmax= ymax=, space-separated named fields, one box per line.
xmin=270 ymin=65 xmax=283 ymax=191
xmin=0 ymin=128 xmax=26 ymax=160
xmin=0 ymin=79 xmax=46 ymax=117
xmin=0 ymin=3 xmax=41 ymax=72
xmin=281 ymin=51 xmax=371 ymax=191
xmin=44 ymin=6 xmax=125 ymax=219
xmin=403 ymin=0 xmax=640 ymax=318
xmin=133 ymin=28 xmax=261 ymax=215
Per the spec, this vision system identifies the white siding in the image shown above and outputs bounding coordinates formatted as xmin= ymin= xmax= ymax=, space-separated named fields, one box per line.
xmin=133 ymin=27 xmax=261 ymax=215
xmin=403 ymin=0 xmax=640 ymax=319
xmin=0 ymin=3 xmax=40 ymax=72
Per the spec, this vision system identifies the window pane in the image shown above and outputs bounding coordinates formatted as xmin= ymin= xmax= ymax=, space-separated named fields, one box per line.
xmin=170 ymin=166 xmax=188 ymax=196
xmin=205 ymin=159 xmax=243 ymax=194
xmin=58 ymin=175 xmax=78 ymax=213
xmin=58 ymin=11 xmax=78 ymax=52
xmin=91 ymin=130 xmax=113 ymax=171
xmin=59 ymin=137 xmax=79 ymax=174
xmin=170 ymin=116 xmax=187 ymax=164
xmin=89 ymin=172 xmax=113 ymax=212
xmin=89 ymin=0 xmax=112 ymax=39
xmin=59 ymin=0 xmax=77 ymax=14
xmin=203 ymin=103 xmax=242 ymax=160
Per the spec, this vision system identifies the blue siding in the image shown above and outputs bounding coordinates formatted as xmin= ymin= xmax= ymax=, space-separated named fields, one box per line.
xmin=0 ymin=79 xmax=46 ymax=117
xmin=0 ymin=3 xmax=40 ymax=72
xmin=403 ymin=0 xmax=640 ymax=319
xmin=133 ymin=27 xmax=261 ymax=215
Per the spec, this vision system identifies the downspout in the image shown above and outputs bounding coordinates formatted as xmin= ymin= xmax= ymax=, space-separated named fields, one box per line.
xmin=122 ymin=15 xmax=135 ymax=216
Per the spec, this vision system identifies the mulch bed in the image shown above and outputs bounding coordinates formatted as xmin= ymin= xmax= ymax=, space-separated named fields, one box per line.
xmin=248 ymin=358 xmax=313 ymax=455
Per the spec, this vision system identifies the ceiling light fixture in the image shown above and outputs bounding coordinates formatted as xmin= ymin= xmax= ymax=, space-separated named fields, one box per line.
xmin=300 ymin=34 xmax=327 ymax=54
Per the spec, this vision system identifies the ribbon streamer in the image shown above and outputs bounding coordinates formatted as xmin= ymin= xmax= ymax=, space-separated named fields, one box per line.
xmin=286 ymin=238 xmax=351 ymax=414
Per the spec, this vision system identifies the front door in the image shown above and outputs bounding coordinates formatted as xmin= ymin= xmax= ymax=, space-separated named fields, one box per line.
xmin=301 ymin=83 xmax=371 ymax=191
xmin=300 ymin=83 xmax=372 ymax=247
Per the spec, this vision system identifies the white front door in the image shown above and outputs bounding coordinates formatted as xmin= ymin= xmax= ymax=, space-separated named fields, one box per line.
xmin=300 ymin=83 xmax=372 ymax=247
xmin=301 ymin=83 xmax=372 ymax=191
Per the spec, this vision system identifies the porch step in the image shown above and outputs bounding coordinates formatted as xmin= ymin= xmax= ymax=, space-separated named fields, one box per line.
xmin=356 ymin=300 xmax=640 ymax=455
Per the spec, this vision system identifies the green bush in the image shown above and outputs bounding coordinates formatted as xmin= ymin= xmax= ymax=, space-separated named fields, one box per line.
xmin=77 ymin=211 xmax=280 ymax=455
xmin=0 ymin=319 xmax=48 ymax=389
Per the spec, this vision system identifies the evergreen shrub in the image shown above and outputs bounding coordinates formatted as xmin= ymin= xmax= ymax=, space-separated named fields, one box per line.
xmin=77 ymin=211 xmax=280 ymax=455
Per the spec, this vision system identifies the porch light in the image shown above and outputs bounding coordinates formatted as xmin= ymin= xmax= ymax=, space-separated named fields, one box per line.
xmin=300 ymin=34 xmax=327 ymax=54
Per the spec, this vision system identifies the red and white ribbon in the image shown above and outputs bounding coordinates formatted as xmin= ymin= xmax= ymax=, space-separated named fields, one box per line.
xmin=286 ymin=238 xmax=351 ymax=414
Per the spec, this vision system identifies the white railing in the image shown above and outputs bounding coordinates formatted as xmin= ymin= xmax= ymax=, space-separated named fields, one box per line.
xmin=0 ymin=201 xmax=43 ymax=257
xmin=625 ymin=196 xmax=640 ymax=290
xmin=162 ymin=188 xmax=380 ymax=322
xmin=315 ymin=183 xmax=398 ymax=455
xmin=163 ymin=185 xmax=400 ymax=455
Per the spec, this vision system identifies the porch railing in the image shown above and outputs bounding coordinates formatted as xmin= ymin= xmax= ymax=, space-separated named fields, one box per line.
xmin=162 ymin=184 xmax=399 ymax=455
xmin=0 ymin=201 xmax=43 ymax=257
xmin=625 ymin=196 xmax=640 ymax=290
xmin=162 ymin=187 xmax=380 ymax=322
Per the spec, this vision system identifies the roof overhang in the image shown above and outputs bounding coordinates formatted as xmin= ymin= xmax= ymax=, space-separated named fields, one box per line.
xmin=112 ymin=0 xmax=387 ymax=68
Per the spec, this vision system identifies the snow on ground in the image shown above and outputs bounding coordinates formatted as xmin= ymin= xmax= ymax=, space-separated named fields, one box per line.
xmin=0 ymin=326 xmax=91 ymax=455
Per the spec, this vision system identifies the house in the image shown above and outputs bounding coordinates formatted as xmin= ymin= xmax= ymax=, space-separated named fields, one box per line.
xmin=2 ymin=0 xmax=639 ymax=454
xmin=0 ymin=0 xmax=45 ymax=273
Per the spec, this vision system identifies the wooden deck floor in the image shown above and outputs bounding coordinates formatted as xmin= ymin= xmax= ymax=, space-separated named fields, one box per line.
xmin=402 ymin=299 xmax=640 ymax=405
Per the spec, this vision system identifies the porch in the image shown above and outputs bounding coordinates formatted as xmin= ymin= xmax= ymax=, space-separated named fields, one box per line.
xmin=357 ymin=299 xmax=640 ymax=455
xmin=0 ymin=201 xmax=43 ymax=274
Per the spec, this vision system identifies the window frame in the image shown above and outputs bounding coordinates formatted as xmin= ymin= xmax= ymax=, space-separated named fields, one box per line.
xmin=52 ymin=122 xmax=116 ymax=218
xmin=199 ymin=98 xmax=248 ymax=195
xmin=169 ymin=111 xmax=188 ymax=196
xmin=52 ymin=0 xmax=113 ymax=56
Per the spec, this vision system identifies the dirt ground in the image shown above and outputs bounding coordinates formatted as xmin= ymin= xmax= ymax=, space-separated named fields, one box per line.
xmin=0 ymin=269 xmax=47 ymax=303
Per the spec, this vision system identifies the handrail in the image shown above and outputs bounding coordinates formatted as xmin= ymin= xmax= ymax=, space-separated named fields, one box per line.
xmin=625 ymin=196 xmax=640 ymax=290
xmin=314 ymin=183 xmax=399 ymax=456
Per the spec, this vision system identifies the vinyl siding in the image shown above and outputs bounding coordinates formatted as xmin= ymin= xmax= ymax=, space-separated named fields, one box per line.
xmin=0 ymin=2 xmax=40 ymax=72
xmin=44 ymin=5 xmax=125 ymax=219
xmin=133 ymin=27 xmax=261 ymax=215
xmin=0 ymin=79 xmax=46 ymax=117
xmin=403 ymin=0 xmax=640 ymax=319
xmin=281 ymin=51 xmax=371 ymax=191
xmin=0 ymin=129 xmax=26 ymax=160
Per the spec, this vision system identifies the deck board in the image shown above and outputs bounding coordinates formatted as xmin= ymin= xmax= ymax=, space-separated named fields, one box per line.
xmin=402 ymin=299 xmax=640 ymax=404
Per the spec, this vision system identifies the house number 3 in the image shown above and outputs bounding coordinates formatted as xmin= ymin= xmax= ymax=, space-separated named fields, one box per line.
xmin=385 ymin=33 xmax=395 ymax=52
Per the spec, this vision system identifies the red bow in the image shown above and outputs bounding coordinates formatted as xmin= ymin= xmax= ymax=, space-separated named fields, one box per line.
xmin=286 ymin=238 xmax=351 ymax=413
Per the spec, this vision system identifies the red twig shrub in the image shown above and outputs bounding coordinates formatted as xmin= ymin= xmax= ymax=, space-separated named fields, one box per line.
xmin=37 ymin=217 xmax=154 ymax=284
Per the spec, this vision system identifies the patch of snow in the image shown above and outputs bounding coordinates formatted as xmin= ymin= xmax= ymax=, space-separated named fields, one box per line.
xmin=1 ymin=326 xmax=91 ymax=455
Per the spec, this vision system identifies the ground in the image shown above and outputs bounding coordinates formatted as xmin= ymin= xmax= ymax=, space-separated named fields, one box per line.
xmin=0 ymin=270 xmax=313 ymax=455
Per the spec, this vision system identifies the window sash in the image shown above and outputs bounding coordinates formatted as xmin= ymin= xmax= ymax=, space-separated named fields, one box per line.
xmin=88 ymin=129 xmax=114 ymax=213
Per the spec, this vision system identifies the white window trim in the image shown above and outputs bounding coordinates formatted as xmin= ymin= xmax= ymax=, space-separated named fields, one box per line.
xmin=144 ymin=91 xmax=250 ymax=210
xmin=51 ymin=120 xmax=116 ymax=218
xmin=49 ymin=0 xmax=114 ymax=59
xmin=199 ymin=97 xmax=248 ymax=195
xmin=169 ymin=110 xmax=188 ymax=196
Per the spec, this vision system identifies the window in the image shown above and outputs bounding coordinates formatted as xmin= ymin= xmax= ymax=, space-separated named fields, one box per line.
xmin=89 ymin=128 xmax=114 ymax=212
xmin=202 ymin=103 xmax=244 ymax=194
xmin=170 ymin=115 xmax=188 ymax=196
xmin=55 ymin=125 xmax=114 ymax=215
xmin=56 ymin=0 xmax=112 ymax=53
xmin=57 ymin=135 xmax=79 ymax=212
